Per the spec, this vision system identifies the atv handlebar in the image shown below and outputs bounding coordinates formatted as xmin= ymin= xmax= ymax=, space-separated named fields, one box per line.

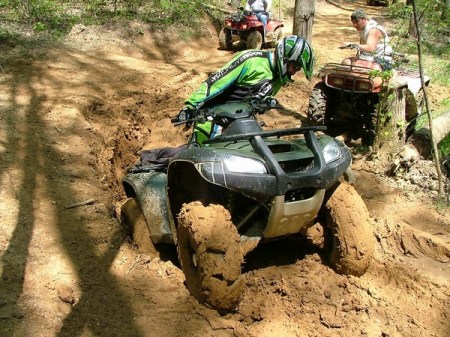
xmin=339 ymin=43 xmax=359 ymax=50
xmin=171 ymin=98 xmax=281 ymax=127
xmin=338 ymin=44 xmax=409 ymax=64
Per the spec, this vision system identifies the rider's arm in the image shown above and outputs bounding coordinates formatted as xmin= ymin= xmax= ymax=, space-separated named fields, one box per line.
xmin=264 ymin=0 xmax=272 ymax=12
xmin=245 ymin=1 xmax=251 ymax=11
xmin=185 ymin=54 xmax=249 ymax=108
xmin=358 ymin=28 xmax=381 ymax=53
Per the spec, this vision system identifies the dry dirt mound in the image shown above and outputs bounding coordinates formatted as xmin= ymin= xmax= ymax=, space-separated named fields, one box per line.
xmin=1 ymin=1 xmax=449 ymax=337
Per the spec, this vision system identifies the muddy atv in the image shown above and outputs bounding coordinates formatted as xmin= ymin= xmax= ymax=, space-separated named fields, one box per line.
xmin=120 ymin=99 xmax=374 ymax=312
xmin=219 ymin=6 xmax=283 ymax=50
xmin=307 ymin=45 xmax=429 ymax=145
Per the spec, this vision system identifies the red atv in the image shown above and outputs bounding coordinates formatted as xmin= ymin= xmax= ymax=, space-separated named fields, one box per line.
xmin=307 ymin=45 xmax=429 ymax=145
xmin=219 ymin=7 xmax=283 ymax=50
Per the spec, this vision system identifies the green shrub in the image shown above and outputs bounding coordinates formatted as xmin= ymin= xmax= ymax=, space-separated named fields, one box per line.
xmin=388 ymin=0 xmax=450 ymax=56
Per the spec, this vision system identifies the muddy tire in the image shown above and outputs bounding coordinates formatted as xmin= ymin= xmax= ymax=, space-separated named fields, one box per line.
xmin=268 ymin=27 xmax=283 ymax=48
xmin=307 ymin=82 xmax=328 ymax=125
xmin=177 ymin=201 xmax=244 ymax=311
xmin=362 ymin=107 xmax=378 ymax=146
xmin=246 ymin=30 xmax=263 ymax=50
xmin=322 ymin=182 xmax=374 ymax=276
xmin=218 ymin=28 xmax=232 ymax=50
xmin=121 ymin=198 xmax=157 ymax=255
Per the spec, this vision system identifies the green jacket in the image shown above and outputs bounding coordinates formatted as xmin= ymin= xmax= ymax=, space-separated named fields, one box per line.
xmin=185 ymin=50 xmax=281 ymax=109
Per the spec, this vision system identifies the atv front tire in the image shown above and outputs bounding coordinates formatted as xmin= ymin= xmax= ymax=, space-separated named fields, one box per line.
xmin=177 ymin=201 xmax=244 ymax=312
xmin=121 ymin=198 xmax=157 ymax=255
xmin=322 ymin=182 xmax=374 ymax=276
xmin=246 ymin=30 xmax=263 ymax=50
xmin=307 ymin=82 xmax=329 ymax=125
xmin=268 ymin=27 xmax=283 ymax=48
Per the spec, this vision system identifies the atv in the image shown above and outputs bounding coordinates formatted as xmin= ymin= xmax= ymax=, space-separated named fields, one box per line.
xmin=306 ymin=45 xmax=429 ymax=144
xmin=218 ymin=6 xmax=283 ymax=50
xmin=366 ymin=0 xmax=394 ymax=7
xmin=120 ymin=98 xmax=374 ymax=312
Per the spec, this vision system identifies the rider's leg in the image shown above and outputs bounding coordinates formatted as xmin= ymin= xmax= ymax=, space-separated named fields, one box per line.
xmin=256 ymin=13 xmax=268 ymax=36
xmin=342 ymin=57 xmax=357 ymax=65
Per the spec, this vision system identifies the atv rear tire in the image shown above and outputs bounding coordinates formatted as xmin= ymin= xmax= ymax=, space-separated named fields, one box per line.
xmin=121 ymin=198 xmax=157 ymax=255
xmin=246 ymin=30 xmax=263 ymax=50
xmin=177 ymin=201 xmax=244 ymax=312
xmin=322 ymin=182 xmax=374 ymax=276
xmin=218 ymin=28 xmax=232 ymax=50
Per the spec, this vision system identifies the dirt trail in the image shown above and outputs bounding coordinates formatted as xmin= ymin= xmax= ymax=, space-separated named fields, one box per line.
xmin=0 ymin=1 xmax=449 ymax=336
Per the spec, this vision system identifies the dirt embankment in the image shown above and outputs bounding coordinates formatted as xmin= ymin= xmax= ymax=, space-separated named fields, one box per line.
xmin=0 ymin=1 xmax=449 ymax=337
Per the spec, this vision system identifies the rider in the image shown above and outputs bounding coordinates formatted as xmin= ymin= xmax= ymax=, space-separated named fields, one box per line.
xmin=245 ymin=0 xmax=272 ymax=36
xmin=173 ymin=35 xmax=314 ymax=145
xmin=342 ymin=8 xmax=393 ymax=70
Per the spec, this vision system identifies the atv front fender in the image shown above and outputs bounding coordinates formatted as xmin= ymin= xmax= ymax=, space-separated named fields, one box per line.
xmin=393 ymin=71 xmax=430 ymax=96
xmin=122 ymin=172 xmax=174 ymax=244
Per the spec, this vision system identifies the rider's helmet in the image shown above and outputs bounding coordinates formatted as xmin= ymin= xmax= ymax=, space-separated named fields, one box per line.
xmin=275 ymin=35 xmax=314 ymax=86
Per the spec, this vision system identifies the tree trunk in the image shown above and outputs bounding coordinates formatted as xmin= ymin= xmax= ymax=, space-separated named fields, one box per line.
xmin=293 ymin=0 xmax=315 ymax=44
xmin=402 ymin=111 xmax=450 ymax=160
xmin=406 ymin=0 xmax=418 ymax=38
xmin=442 ymin=0 xmax=450 ymax=19
xmin=373 ymin=87 xmax=408 ymax=159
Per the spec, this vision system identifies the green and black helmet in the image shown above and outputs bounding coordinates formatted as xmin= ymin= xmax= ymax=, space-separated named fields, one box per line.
xmin=275 ymin=35 xmax=314 ymax=86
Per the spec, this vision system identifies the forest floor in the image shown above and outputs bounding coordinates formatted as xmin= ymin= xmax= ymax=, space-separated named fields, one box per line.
xmin=0 ymin=0 xmax=449 ymax=336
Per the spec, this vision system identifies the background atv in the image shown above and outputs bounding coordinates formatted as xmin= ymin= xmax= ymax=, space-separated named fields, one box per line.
xmin=219 ymin=7 xmax=283 ymax=50
xmin=120 ymin=99 xmax=374 ymax=312
xmin=307 ymin=45 xmax=429 ymax=145
xmin=366 ymin=0 xmax=394 ymax=7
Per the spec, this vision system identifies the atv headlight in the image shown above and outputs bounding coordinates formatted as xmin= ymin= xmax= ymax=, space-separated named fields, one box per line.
xmin=323 ymin=140 xmax=341 ymax=164
xmin=224 ymin=156 xmax=267 ymax=174
xmin=356 ymin=81 xmax=371 ymax=92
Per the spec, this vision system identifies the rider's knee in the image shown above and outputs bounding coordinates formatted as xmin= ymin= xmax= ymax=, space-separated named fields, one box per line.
xmin=341 ymin=58 xmax=352 ymax=65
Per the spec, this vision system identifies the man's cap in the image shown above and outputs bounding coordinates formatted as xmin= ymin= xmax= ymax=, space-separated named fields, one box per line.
xmin=351 ymin=8 xmax=367 ymax=21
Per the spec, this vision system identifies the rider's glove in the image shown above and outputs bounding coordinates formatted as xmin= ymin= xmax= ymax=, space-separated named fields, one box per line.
xmin=252 ymin=96 xmax=278 ymax=114
xmin=172 ymin=106 xmax=195 ymax=124
xmin=340 ymin=42 xmax=358 ymax=49
xmin=263 ymin=96 xmax=278 ymax=108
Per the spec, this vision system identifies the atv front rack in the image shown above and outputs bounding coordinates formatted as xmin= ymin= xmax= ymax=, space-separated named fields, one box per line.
xmin=203 ymin=125 xmax=345 ymax=195
xmin=203 ymin=125 xmax=327 ymax=144
xmin=318 ymin=63 xmax=376 ymax=93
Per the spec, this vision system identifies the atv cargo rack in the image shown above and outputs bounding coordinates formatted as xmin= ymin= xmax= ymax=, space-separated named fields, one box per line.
xmin=318 ymin=63 xmax=376 ymax=93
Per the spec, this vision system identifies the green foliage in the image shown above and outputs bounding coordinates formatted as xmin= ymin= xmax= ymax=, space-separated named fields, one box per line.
xmin=439 ymin=134 xmax=450 ymax=158
xmin=0 ymin=27 xmax=19 ymax=42
xmin=146 ymin=0 xmax=204 ymax=27
xmin=422 ymin=57 xmax=450 ymax=87
xmin=416 ymin=97 xmax=450 ymax=129
xmin=1 ymin=0 xmax=77 ymax=33
xmin=388 ymin=0 xmax=450 ymax=56
xmin=0 ymin=0 xmax=215 ymax=35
